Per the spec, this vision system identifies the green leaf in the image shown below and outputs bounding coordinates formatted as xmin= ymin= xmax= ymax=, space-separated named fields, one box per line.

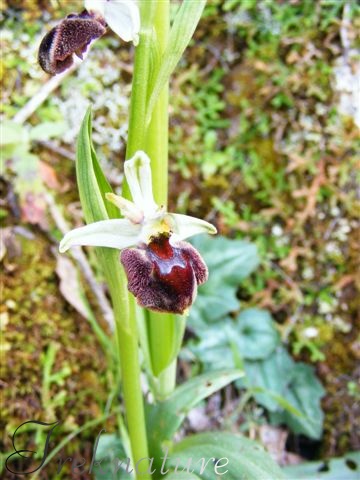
xmin=76 ymin=108 xmax=110 ymax=224
xmin=187 ymin=321 xmax=237 ymax=371
xmin=0 ymin=121 xmax=30 ymax=173
xmin=283 ymin=451 xmax=360 ymax=480
xmin=168 ymin=432 xmax=285 ymax=480
xmin=238 ymin=347 xmax=295 ymax=411
xmin=165 ymin=472 xmax=201 ymax=480
xmin=29 ymin=121 xmax=66 ymax=141
xmin=88 ymin=131 xmax=119 ymax=220
xmin=0 ymin=120 xmax=28 ymax=147
xmin=189 ymin=236 xmax=260 ymax=327
xmin=235 ymin=309 xmax=280 ymax=360
xmin=190 ymin=309 xmax=279 ymax=368
xmin=146 ymin=370 xmax=243 ymax=450
xmin=269 ymin=363 xmax=325 ymax=439
xmin=238 ymin=347 xmax=325 ymax=439
xmin=243 ymin=385 xmax=303 ymax=418
xmin=146 ymin=0 xmax=206 ymax=123
xmin=76 ymin=108 xmax=126 ymax=312
xmin=94 ymin=434 xmax=130 ymax=480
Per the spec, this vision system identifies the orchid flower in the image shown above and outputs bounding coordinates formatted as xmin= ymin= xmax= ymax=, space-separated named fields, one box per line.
xmin=38 ymin=0 xmax=140 ymax=75
xmin=60 ymin=151 xmax=217 ymax=314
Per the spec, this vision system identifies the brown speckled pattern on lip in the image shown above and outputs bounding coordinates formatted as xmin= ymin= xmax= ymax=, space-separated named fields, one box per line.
xmin=121 ymin=235 xmax=208 ymax=314
xmin=38 ymin=11 xmax=106 ymax=75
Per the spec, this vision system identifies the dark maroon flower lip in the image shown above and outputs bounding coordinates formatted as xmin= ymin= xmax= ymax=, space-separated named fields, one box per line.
xmin=38 ymin=11 xmax=106 ymax=75
xmin=121 ymin=234 xmax=208 ymax=315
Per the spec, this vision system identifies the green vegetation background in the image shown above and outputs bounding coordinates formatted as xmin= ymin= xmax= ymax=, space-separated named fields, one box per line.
xmin=1 ymin=0 xmax=359 ymax=478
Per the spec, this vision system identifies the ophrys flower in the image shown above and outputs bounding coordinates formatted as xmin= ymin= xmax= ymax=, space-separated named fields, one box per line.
xmin=38 ymin=0 xmax=140 ymax=75
xmin=60 ymin=151 xmax=216 ymax=314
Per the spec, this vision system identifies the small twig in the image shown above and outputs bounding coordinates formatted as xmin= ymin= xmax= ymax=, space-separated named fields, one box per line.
xmin=12 ymin=62 xmax=78 ymax=124
xmin=38 ymin=140 xmax=76 ymax=162
xmin=340 ymin=2 xmax=351 ymax=63
xmin=45 ymin=192 xmax=115 ymax=332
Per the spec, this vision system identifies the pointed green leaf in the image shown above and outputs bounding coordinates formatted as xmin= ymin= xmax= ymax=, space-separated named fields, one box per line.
xmin=169 ymin=432 xmax=285 ymax=480
xmin=147 ymin=370 xmax=244 ymax=449
xmin=165 ymin=472 xmax=201 ymax=480
xmin=75 ymin=108 xmax=127 ymax=308
xmin=250 ymin=386 xmax=303 ymax=418
xmin=76 ymin=108 xmax=109 ymax=224
xmin=146 ymin=0 xmax=206 ymax=123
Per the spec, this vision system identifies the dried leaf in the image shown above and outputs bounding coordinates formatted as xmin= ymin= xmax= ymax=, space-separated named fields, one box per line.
xmin=39 ymin=161 xmax=60 ymax=190
xmin=20 ymin=192 xmax=48 ymax=229
xmin=56 ymin=255 xmax=89 ymax=319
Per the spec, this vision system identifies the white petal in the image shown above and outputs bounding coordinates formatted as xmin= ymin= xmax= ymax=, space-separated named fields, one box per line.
xmin=105 ymin=0 xmax=140 ymax=45
xmin=59 ymin=219 xmax=141 ymax=253
xmin=165 ymin=213 xmax=217 ymax=241
xmin=84 ymin=0 xmax=105 ymax=16
xmin=124 ymin=151 xmax=158 ymax=217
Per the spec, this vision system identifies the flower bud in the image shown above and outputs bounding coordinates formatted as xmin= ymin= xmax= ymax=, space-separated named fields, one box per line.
xmin=121 ymin=234 xmax=208 ymax=314
xmin=38 ymin=11 xmax=106 ymax=75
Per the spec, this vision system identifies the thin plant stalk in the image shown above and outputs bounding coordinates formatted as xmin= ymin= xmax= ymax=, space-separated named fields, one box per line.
xmin=108 ymin=5 xmax=159 ymax=474
xmin=110 ymin=287 xmax=151 ymax=479
xmin=144 ymin=0 xmax=179 ymax=399
xmin=124 ymin=0 xmax=179 ymax=399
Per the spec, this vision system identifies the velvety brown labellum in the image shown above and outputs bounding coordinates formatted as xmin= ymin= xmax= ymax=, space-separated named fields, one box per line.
xmin=38 ymin=11 xmax=106 ymax=75
xmin=121 ymin=235 xmax=208 ymax=314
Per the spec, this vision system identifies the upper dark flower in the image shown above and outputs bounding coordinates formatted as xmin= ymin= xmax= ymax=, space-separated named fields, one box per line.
xmin=38 ymin=1 xmax=140 ymax=75
xmin=38 ymin=11 xmax=106 ymax=75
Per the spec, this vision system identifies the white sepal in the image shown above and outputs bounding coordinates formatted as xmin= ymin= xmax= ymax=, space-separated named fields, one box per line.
xmin=84 ymin=0 xmax=140 ymax=45
xmin=84 ymin=0 xmax=105 ymax=16
xmin=166 ymin=213 xmax=217 ymax=241
xmin=59 ymin=219 xmax=141 ymax=252
xmin=124 ymin=151 xmax=158 ymax=217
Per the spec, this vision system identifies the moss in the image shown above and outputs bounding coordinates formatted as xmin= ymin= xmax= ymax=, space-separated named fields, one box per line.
xmin=1 ymin=229 xmax=111 ymax=475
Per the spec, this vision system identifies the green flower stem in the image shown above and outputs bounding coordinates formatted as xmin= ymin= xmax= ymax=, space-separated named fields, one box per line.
xmin=108 ymin=2 xmax=160 ymax=476
xmin=145 ymin=0 xmax=169 ymax=204
xmin=114 ymin=300 xmax=150 ymax=478
xmin=144 ymin=0 xmax=180 ymax=400
xmin=106 ymin=268 xmax=151 ymax=478
xmin=124 ymin=23 xmax=154 ymax=203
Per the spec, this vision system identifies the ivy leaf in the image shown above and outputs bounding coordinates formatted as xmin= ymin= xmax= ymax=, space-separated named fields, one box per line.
xmin=238 ymin=347 xmax=295 ymax=411
xmin=189 ymin=308 xmax=280 ymax=370
xmin=189 ymin=236 xmax=259 ymax=328
xmin=283 ymin=451 xmax=360 ymax=480
xmin=269 ymin=363 xmax=325 ymax=439
xmin=233 ymin=308 xmax=280 ymax=360
xmin=239 ymin=347 xmax=325 ymax=439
